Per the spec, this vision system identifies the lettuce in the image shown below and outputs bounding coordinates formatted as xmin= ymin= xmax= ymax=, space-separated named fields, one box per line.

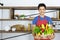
xmin=33 ymin=26 xmax=41 ymax=34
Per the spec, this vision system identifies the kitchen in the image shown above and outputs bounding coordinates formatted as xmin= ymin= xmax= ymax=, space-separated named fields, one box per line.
xmin=0 ymin=0 xmax=60 ymax=40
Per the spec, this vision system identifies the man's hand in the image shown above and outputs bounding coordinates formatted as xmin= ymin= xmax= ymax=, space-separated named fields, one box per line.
xmin=46 ymin=33 xmax=55 ymax=39
xmin=34 ymin=36 xmax=43 ymax=40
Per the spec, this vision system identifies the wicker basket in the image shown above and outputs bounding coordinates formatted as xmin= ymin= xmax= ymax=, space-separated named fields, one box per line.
xmin=34 ymin=38 xmax=50 ymax=40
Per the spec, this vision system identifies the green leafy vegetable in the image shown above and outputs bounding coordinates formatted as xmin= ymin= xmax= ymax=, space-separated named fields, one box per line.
xmin=20 ymin=15 xmax=26 ymax=17
xmin=33 ymin=26 xmax=41 ymax=34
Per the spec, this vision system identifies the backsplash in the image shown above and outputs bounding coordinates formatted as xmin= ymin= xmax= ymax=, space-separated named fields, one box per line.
xmin=0 ymin=21 xmax=60 ymax=30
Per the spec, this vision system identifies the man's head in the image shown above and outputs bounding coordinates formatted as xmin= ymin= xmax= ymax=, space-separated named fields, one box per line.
xmin=38 ymin=3 xmax=46 ymax=15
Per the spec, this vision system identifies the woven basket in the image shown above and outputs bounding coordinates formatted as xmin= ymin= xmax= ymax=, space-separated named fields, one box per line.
xmin=34 ymin=38 xmax=50 ymax=40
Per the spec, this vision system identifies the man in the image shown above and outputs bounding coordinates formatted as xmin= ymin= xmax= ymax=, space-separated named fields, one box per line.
xmin=32 ymin=3 xmax=55 ymax=40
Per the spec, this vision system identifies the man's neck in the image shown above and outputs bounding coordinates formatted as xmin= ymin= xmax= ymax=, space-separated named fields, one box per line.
xmin=39 ymin=14 xmax=45 ymax=18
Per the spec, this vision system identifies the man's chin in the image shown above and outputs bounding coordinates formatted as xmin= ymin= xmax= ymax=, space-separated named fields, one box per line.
xmin=40 ymin=14 xmax=44 ymax=15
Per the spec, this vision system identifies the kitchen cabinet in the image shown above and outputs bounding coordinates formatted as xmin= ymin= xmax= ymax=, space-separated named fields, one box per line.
xmin=0 ymin=6 xmax=60 ymax=20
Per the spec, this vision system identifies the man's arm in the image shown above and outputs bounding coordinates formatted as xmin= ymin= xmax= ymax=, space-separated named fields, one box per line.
xmin=32 ymin=17 xmax=38 ymax=36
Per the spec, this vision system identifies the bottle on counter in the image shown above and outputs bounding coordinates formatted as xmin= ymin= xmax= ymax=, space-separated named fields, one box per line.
xmin=27 ymin=23 xmax=31 ymax=32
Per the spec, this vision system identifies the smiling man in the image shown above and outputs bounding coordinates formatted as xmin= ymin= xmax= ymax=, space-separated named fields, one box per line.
xmin=32 ymin=3 xmax=55 ymax=40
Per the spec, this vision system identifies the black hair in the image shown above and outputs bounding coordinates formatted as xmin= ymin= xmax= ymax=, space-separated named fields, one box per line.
xmin=38 ymin=3 xmax=46 ymax=9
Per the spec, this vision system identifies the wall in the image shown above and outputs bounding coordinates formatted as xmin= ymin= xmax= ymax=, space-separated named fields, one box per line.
xmin=1 ymin=0 xmax=60 ymax=6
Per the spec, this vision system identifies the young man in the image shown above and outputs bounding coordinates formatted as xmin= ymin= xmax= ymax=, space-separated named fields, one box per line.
xmin=32 ymin=3 xmax=55 ymax=40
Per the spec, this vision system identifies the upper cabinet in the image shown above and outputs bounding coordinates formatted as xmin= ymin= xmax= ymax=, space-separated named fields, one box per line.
xmin=0 ymin=6 xmax=60 ymax=21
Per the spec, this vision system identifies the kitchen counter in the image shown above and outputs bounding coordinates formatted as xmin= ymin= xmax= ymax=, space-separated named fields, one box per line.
xmin=0 ymin=30 xmax=32 ymax=33
xmin=0 ymin=30 xmax=60 ymax=33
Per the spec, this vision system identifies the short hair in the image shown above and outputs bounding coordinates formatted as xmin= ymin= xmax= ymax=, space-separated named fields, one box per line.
xmin=38 ymin=3 xmax=46 ymax=9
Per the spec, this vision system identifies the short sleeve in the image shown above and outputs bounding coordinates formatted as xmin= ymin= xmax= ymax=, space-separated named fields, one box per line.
xmin=48 ymin=17 xmax=53 ymax=24
xmin=32 ymin=17 xmax=38 ymax=25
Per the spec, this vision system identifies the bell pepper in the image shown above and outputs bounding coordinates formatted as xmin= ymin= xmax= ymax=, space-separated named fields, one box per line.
xmin=41 ymin=24 xmax=45 ymax=29
xmin=46 ymin=24 xmax=49 ymax=31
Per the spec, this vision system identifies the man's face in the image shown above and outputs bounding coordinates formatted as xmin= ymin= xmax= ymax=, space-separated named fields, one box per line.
xmin=38 ymin=6 xmax=46 ymax=15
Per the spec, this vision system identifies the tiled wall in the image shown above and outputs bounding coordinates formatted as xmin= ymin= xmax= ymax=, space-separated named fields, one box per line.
xmin=2 ymin=21 xmax=32 ymax=30
xmin=1 ymin=21 xmax=60 ymax=30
